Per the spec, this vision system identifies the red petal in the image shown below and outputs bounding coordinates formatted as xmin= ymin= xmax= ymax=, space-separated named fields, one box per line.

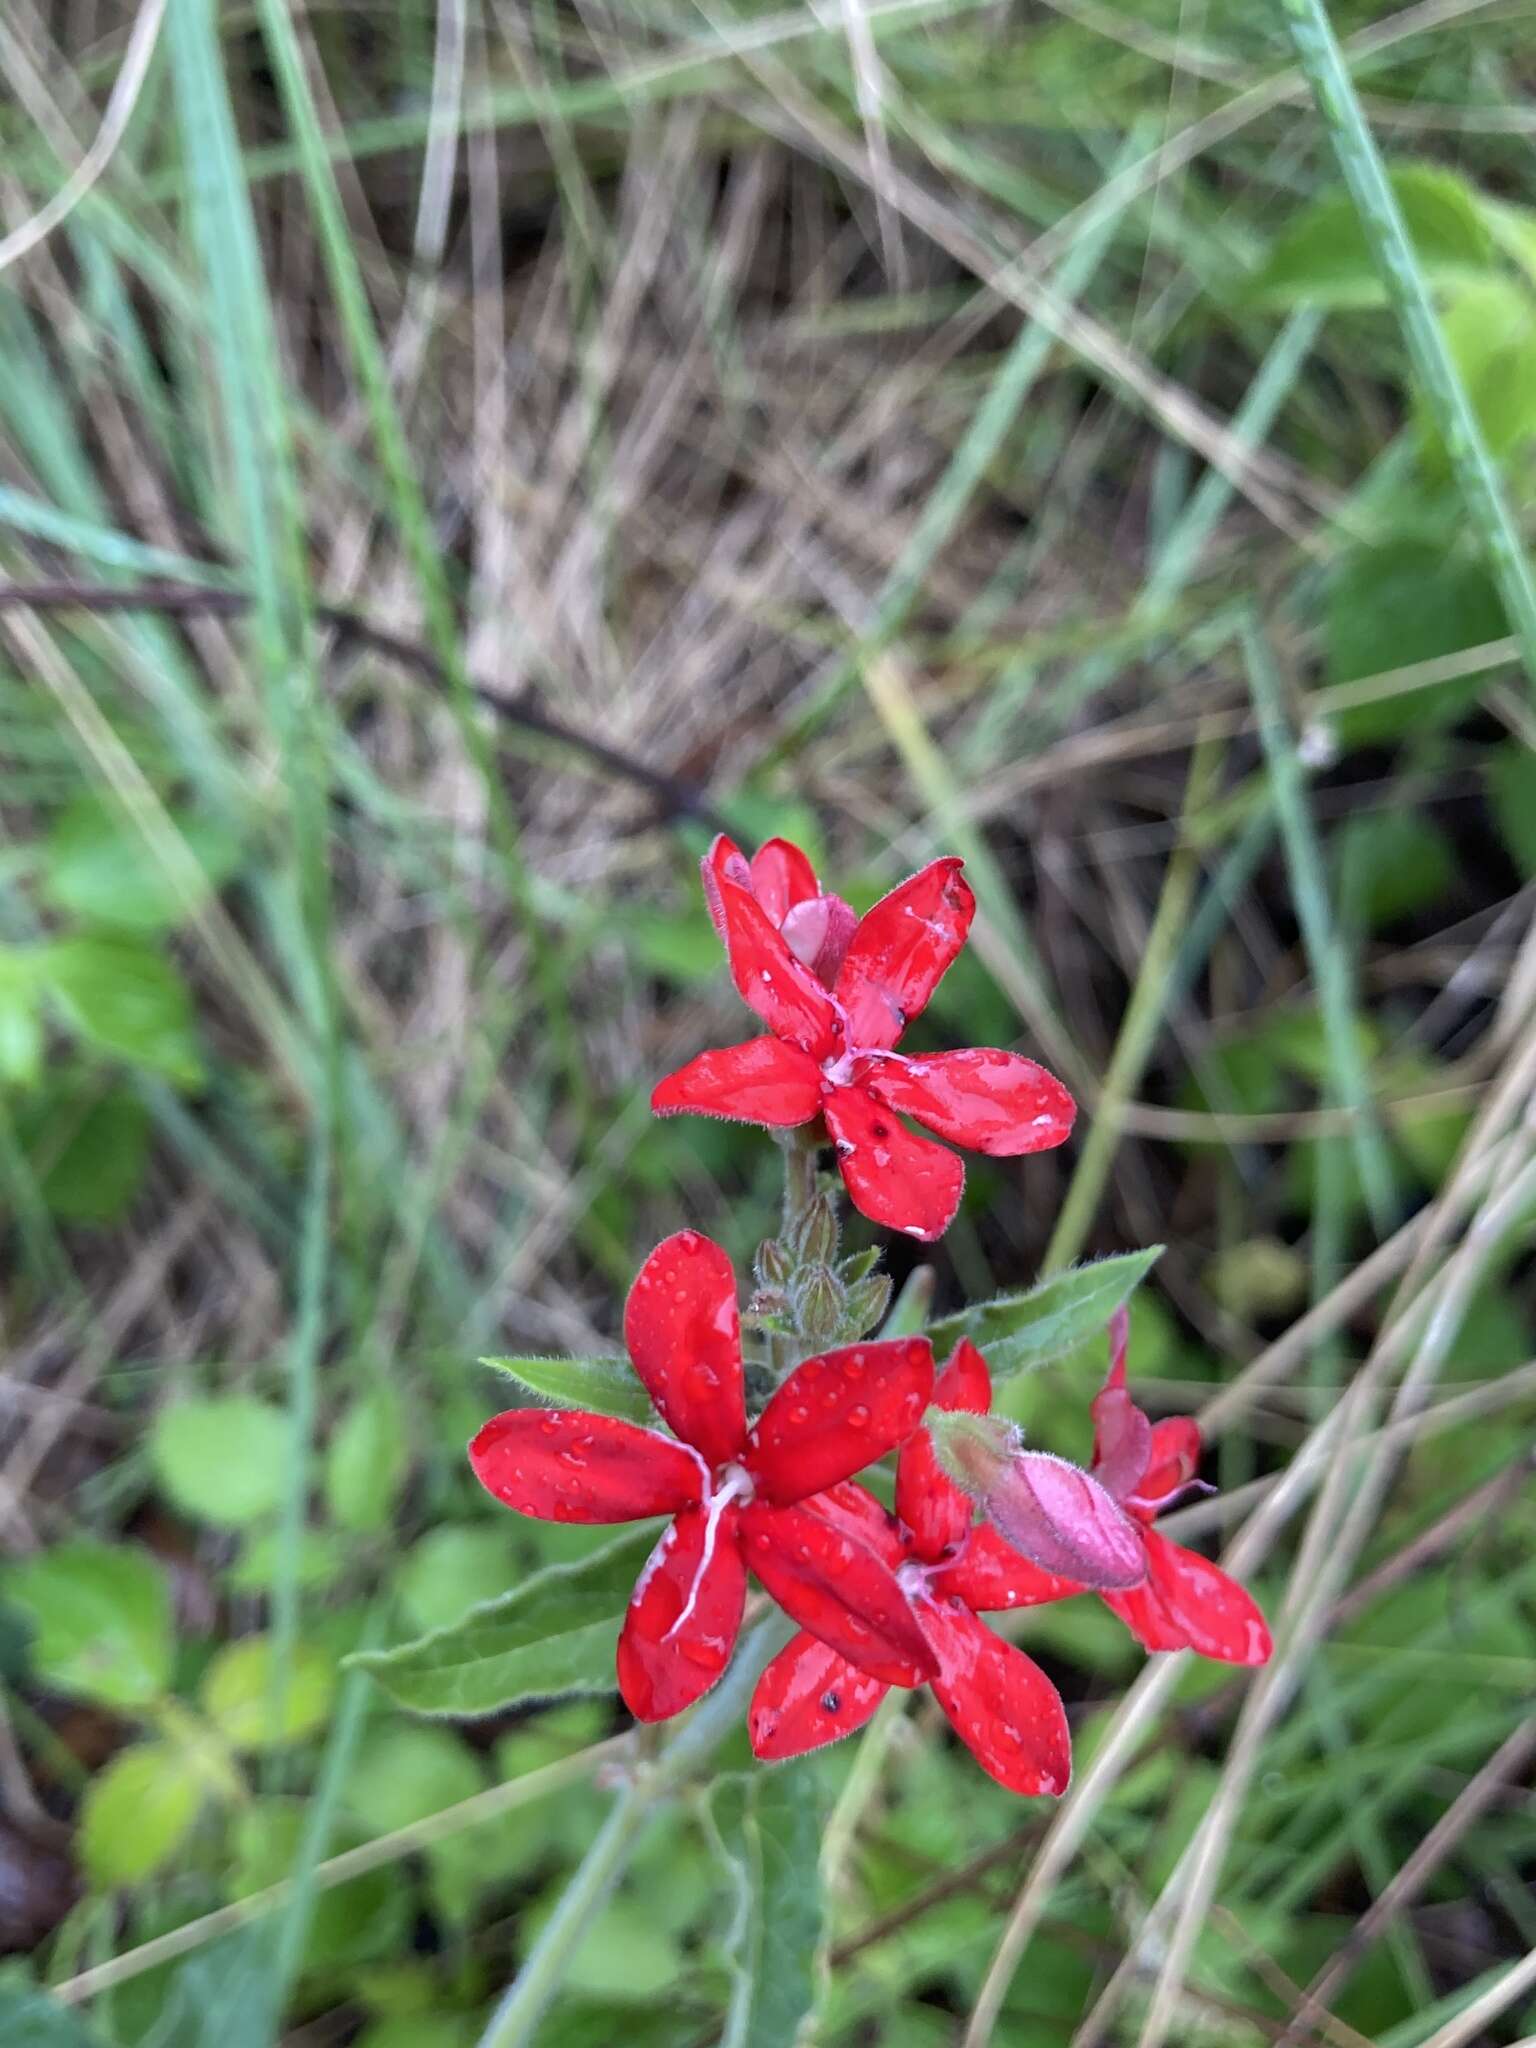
xmin=983 ymin=1452 xmax=1148 ymax=1590
xmin=616 ymin=1504 xmax=747 ymax=1720
xmin=1104 ymin=1530 xmax=1272 ymax=1665
xmin=651 ymin=1037 xmax=823 ymax=1129
xmin=699 ymin=834 xmax=754 ymax=944
xmin=623 ymin=1231 xmax=747 ymax=1469
xmin=469 ymin=1410 xmax=704 ymax=1522
xmin=834 ymin=858 xmax=974 ymax=1052
xmin=864 ymin=1049 xmax=1076 ymax=1156
xmin=749 ymin=838 xmax=820 ymax=926
xmin=714 ymin=873 xmax=840 ymax=1058
xmin=1089 ymin=1379 xmax=1153 ymax=1506
xmin=802 ymin=1479 xmax=906 ymax=1569
xmin=824 ymin=1084 xmax=964 ymax=1242
xmin=741 ymin=1502 xmax=938 ymax=1684
xmin=928 ymin=1524 xmax=1082 ymax=1611
xmin=897 ymin=1338 xmax=990 ymax=1562
xmin=918 ymin=1596 xmax=1071 ymax=1797
xmin=746 ymin=1337 xmax=934 ymax=1504
xmin=1132 ymin=1418 xmax=1204 ymax=1512
xmin=749 ymin=1633 xmax=888 ymax=1760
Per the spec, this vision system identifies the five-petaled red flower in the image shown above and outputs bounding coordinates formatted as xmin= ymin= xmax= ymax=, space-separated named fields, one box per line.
xmin=651 ymin=836 xmax=1077 ymax=1241
xmin=469 ymin=1230 xmax=938 ymax=1723
xmin=749 ymin=1341 xmax=1075 ymax=1796
xmin=1081 ymin=1310 xmax=1272 ymax=1665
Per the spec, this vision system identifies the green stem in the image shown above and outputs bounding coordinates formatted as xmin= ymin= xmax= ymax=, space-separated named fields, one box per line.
xmin=475 ymin=1613 xmax=793 ymax=2048
xmin=781 ymin=1123 xmax=822 ymax=1240
xmin=1279 ymin=0 xmax=1536 ymax=697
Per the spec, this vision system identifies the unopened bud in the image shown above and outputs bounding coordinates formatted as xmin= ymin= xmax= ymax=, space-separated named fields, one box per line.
xmin=792 ymin=1263 xmax=843 ymax=1344
xmin=792 ymin=1193 xmax=839 ymax=1267
xmin=840 ymin=1271 xmax=892 ymax=1339
xmin=755 ymin=1237 xmax=792 ymax=1289
xmin=839 ymin=1247 xmax=880 ymax=1284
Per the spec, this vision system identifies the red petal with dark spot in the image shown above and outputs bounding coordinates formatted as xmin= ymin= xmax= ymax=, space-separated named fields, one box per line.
xmin=651 ymin=1037 xmax=823 ymax=1129
xmin=623 ymin=1231 xmax=747 ymax=1469
xmin=749 ymin=838 xmax=820 ymax=926
xmin=824 ymin=1084 xmax=965 ymax=1243
xmin=918 ymin=1595 xmax=1071 ymax=1797
xmin=714 ymin=873 xmax=840 ymax=1058
xmin=469 ymin=1410 xmax=704 ymax=1522
xmin=834 ymin=858 xmax=975 ymax=1052
xmin=749 ymin=1631 xmax=889 ymax=1760
xmin=616 ymin=1504 xmax=747 ymax=1720
xmin=928 ymin=1525 xmax=1082 ymax=1611
xmin=897 ymin=1338 xmax=990 ymax=1562
xmin=1103 ymin=1529 xmax=1272 ymax=1665
xmin=863 ymin=1049 xmax=1076 ymax=1156
xmin=741 ymin=1502 xmax=938 ymax=1684
xmin=746 ymin=1337 xmax=934 ymax=1505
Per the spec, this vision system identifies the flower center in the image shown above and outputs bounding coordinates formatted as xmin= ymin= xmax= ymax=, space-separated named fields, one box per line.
xmin=664 ymin=1464 xmax=755 ymax=1642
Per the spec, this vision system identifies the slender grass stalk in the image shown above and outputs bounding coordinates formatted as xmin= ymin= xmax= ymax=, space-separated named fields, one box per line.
xmin=1279 ymin=0 xmax=1536 ymax=696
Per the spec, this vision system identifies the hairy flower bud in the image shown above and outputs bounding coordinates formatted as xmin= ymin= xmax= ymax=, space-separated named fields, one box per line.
xmin=840 ymin=1271 xmax=893 ymax=1340
xmin=792 ymin=1263 xmax=843 ymax=1344
xmin=755 ymin=1237 xmax=792 ymax=1289
xmin=792 ymin=1193 xmax=839 ymax=1267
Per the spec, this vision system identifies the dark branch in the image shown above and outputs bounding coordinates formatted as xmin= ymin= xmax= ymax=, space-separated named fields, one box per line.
xmin=0 ymin=579 xmax=730 ymax=838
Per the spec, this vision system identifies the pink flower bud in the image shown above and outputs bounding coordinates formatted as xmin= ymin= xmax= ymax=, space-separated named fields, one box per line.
xmin=981 ymin=1451 xmax=1148 ymax=1591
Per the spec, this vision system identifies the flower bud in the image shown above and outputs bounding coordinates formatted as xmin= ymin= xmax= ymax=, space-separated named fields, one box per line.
xmin=840 ymin=1271 xmax=892 ymax=1339
xmin=927 ymin=1411 xmax=1146 ymax=1591
xmin=792 ymin=1263 xmax=843 ymax=1343
xmin=791 ymin=1193 xmax=839 ymax=1267
xmin=755 ymin=1237 xmax=792 ymax=1289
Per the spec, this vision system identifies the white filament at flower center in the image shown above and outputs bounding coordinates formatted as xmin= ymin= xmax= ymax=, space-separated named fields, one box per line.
xmin=665 ymin=1463 xmax=755 ymax=1641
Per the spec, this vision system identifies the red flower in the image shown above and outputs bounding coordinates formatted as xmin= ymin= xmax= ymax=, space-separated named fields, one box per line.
xmin=469 ymin=1230 xmax=938 ymax=1723
xmin=1086 ymin=1310 xmax=1272 ymax=1666
xmin=749 ymin=1341 xmax=1075 ymax=1796
xmin=651 ymin=836 xmax=1076 ymax=1241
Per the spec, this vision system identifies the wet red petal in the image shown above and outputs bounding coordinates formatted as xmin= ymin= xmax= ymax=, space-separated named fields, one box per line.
xmin=746 ymin=1337 xmax=934 ymax=1504
xmin=824 ymin=1084 xmax=965 ymax=1242
xmin=802 ymin=1480 xmax=906 ymax=1569
xmin=983 ymin=1452 xmax=1148 ymax=1590
xmin=928 ymin=1524 xmax=1082 ymax=1611
xmin=1104 ymin=1529 xmax=1272 ymax=1665
xmin=623 ymin=1231 xmax=747 ymax=1469
xmin=651 ymin=1038 xmax=823 ymax=1128
xmin=714 ymin=873 xmax=840 ymax=1058
xmin=1089 ymin=1378 xmax=1153 ymax=1506
xmin=469 ymin=1410 xmax=704 ymax=1522
xmin=700 ymin=834 xmax=754 ymax=945
xmin=741 ymin=1502 xmax=938 ymax=1684
xmin=897 ymin=1338 xmax=990 ymax=1562
xmin=863 ymin=1049 xmax=1076 ymax=1156
xmin=1132 ymin=1418 xmax=1204 ymax=1512
xmin=918 ymin=1596 xmax=1071 ymax=1797
xmin=834 ymin=858 xmax=974 ymax=1052
xmin=748 ymin=1632 xmax=888 ymax=1760
xmin=616 ymin=1504 xmax=747 ymax=1720
xmin=749 ymin=838 xmax=820 ymax=926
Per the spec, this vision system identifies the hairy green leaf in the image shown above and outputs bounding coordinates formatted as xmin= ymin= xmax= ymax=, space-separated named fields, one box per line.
xmin=481 ymin=1355 xmax=653 ymax=1426
xmin=712 ymin=1765 xmax=823 ymax=2048
xmin=348 ymin=1525 xmax=657 ymax=1715
xmin=926 ymin=1248 xmax=1163 ymax=1382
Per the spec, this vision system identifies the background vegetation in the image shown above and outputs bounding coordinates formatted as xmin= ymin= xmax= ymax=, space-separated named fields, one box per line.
xmin=1 ymin=0 xmax=1534 ymax=2042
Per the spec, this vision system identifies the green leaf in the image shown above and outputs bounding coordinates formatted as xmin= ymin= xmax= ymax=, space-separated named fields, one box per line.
xmin=481 ymin=1355 xmax=653 ymax=1426
xmin=345 ymin=1725 xmax=487 ymax=1925
xmin=1420 ymin=277 xmax=1536 ymax=474
xmin=1244 ymin=164 xmax=1494 ymax=310
xmin=1326 ymin=535 xmax=1507 ymax=741
xmin=43 ymin=797 xmax=241 ymax=933
xmin=926 ymin=1248 xmax=1163 ymax=1382
xmin=1487 ymin=744 xmax=1536 ymax=878
xmin=41 ymin=936 xmax=202 ymax=1085
xmin=397 ymin=1525 xmax=522 ymax=1634
xmin=227 ymin=1526 xmax=345 ymax=1594
xmin=26 ymin=1087 xmax=150 ymax=1225
xmin=79 ymin=1742 xmax=203 ymax=1886
xmin=151 ymin=1396 xmax=290 ymax=1528
xmin=349 ymin=1525 xmax=657 ymax=1715
xmin=231 ymin=1801 xmax=407 ymax=1971
xmin=0 ymin=1977 xmax=113 ymax=2046
xmin=0 ymin=951 xmax=42 ymax=1086
xmin=5 ymin=1540 xmax=173 ymax=1708
xmin=1334 ymin=810 xmax=1455 ymax=929
xmin=199 ymin=1636 xmax=336 ymax=1750
xmin=324 ymin=1385 xmax=409 ymax=1533
xmin=712 ymin=1765 xmax=823 ymax=2048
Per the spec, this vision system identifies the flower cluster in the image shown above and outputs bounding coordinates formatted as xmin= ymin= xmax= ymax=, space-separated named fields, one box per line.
xmin=469 ymin=834 xmax=1272 ymax=1797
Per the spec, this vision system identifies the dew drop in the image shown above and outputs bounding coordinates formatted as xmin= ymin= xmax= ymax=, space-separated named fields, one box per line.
xmin=848 ymin=1404 xmax=871 ymax=1430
